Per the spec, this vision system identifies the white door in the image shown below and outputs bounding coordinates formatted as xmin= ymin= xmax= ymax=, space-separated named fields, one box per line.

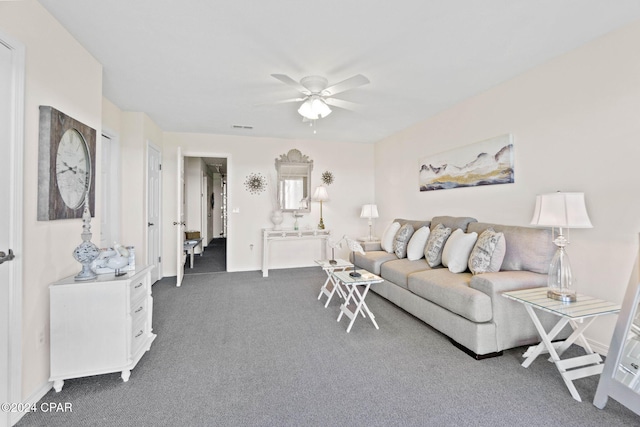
xmin=176 ymin=147 xmax=185 ymax=286
xmin=0 ymin=34 xmax=24 ymax=427
xmin=147 ymin=143 xmax=161 ymax=282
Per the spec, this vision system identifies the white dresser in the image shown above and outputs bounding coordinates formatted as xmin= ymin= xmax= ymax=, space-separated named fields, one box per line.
xmin=49 ymin=266 xmax=156 ymax=392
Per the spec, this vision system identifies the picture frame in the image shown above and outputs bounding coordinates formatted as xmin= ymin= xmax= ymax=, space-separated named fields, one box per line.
xmin=37 ymin=106 xmax=96 ymax=220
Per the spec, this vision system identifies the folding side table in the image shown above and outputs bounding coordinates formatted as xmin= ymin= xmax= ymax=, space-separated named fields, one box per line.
xmin=315 ymin=259 xmax=353 ymax=307
xmin=503 ymin=287 xmax=620 ymax=402
xmin=333 ymin=270 xmax=384 ymax=333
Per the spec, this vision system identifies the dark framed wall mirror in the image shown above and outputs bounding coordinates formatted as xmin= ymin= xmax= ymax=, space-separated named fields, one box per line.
xmin=593 ymin=234 xmax=640 ymax=415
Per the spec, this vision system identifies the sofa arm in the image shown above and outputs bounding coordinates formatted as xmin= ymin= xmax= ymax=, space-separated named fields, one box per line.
xmin=470 ymin=271 xmax=561 ymax=351
xmin=361 ymin=241 xmax=382 ymax=251
xmin=470 ymin=271 xmax=548 ymax=297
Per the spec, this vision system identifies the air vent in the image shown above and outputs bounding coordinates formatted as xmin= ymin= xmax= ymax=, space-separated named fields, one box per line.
xmin=232 ymin=124 xmax=253 ymax=130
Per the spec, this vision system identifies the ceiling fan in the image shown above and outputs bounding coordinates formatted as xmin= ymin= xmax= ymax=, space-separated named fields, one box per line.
xmin=270 ymin=73 xmax=370 ymax=120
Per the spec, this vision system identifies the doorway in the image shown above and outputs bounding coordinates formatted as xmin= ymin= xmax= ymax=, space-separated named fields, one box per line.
xmin=183 ymin=156 xmax=227 ymax=274
xmin=0 ymin=31 xmax=24 ymax=427
xmin=147 ymin=142 xmax=162 ymax=282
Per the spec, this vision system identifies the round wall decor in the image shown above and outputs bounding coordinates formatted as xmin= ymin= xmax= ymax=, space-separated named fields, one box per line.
xmin=245 ymin=173 xmax=267 ymax=194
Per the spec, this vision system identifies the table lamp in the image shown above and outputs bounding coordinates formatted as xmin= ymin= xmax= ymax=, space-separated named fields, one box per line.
xmin=313 ymin=186 xmax=329 ymax=230
xmin=530 ymin=192 xmax=593 ymax=302
xmin=360 ymin=204 xmax=379 ymax=241
xmin=346 ymin=237 xmax=365 ymax=277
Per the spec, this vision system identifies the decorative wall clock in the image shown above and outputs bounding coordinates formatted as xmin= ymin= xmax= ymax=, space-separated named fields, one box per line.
xmin=37 ymin=106 xmax=96 ymax=220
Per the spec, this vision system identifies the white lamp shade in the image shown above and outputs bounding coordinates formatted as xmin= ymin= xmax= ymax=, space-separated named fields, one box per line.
xmin=298 ymin=96 xmax=332 ymax=120
xmin=530 ymin=192 xmax=593 ymax=228
xmin=360 ymin=204 xmax=379 ymax=219
xmin=313 ymin=186 xmax=329 ymax=202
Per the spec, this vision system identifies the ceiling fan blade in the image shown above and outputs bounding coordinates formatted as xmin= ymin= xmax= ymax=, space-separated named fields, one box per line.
xmin=324 ymin=97 xmax=360 ymax=111
xmin=273 ymin=97 xmax=306 ymax=105
xmin=254 ymin=97 xmax=306 ymax=107
xmin=271 ymin=74 xmax=310 ymax=95
xmin=322 ymin=74 xmax=370 ymax=97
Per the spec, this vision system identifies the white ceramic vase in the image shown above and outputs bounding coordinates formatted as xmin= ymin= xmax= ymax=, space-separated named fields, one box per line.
xmin=271 ymin=209 xmax=284 ymax=230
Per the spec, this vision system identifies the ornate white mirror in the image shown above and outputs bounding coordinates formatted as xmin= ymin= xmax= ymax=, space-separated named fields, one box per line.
xmin=275 ymin=149 xmax=313 ymax=213
xmin=593 ymin=234 xmax=640 ymax=415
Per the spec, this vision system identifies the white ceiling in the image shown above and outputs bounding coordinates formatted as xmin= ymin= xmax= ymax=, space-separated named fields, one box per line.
xmin=38 ymin=0 xmax=640 ymax=144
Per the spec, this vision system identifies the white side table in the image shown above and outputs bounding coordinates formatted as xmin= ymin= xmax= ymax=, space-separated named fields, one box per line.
xmin=315 ymin=259 xmax=353 ymax=307
xmin=334 ymin=270 xmax=384 ymax=333
xmin=503 ymin=287 xmax=620 ymax=402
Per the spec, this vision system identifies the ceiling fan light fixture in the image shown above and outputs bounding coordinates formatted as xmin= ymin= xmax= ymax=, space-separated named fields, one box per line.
xmin=298 ymin=95 xmax=332 ymax=120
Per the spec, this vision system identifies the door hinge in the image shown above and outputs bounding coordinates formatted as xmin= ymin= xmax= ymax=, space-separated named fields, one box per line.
xmin=159 ymin=164 xmax=162 ymax=171
xmin=158 ymin=256 xmax=161 ymax=263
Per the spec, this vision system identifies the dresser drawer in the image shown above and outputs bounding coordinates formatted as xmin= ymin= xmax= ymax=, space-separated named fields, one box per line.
xmin=131 ymin=319 xmax=148 ymax=355
xmin=129 ymin=277 xmax=147 ymax=302
xmin=130 ymin=297 xmax=148 ymax=324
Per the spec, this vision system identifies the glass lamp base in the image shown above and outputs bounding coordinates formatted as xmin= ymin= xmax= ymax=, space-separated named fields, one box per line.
xmin=547 ymin=289 xmax=577 ymax=302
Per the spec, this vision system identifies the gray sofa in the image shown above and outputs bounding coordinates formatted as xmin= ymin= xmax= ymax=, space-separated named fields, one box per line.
xmin=353 ymin=216 xmax=565 ymax=358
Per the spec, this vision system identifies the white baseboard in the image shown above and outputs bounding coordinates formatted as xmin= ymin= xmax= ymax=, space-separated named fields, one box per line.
xmin=10 ymin=381 xmax=52 ymax=426
xmin=587 ymin=337 xmax=611 ymax=357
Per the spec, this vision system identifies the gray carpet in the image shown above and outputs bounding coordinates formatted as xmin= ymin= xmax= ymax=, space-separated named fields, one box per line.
xmin=184 ymin=238 xmax=226 ymax=274
xmin=17 ymin=268 xmax=639 ymax=426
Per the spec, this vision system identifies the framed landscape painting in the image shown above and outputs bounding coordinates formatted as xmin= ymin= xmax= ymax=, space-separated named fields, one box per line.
xmin=419 ymin=134 xmax=514 ymax=192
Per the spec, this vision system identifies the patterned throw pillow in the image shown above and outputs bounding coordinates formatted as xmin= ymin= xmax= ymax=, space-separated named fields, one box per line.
xmin=468 ymin=228 xmax=506 ymax=274
xmin=424 ymin=223 xmax=452 ymax=267
xmin=393 ymin=224 xmax=415 ymax=259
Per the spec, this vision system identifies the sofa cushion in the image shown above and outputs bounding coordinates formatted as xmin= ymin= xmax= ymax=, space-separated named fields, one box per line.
xmin=380 ymin=258 xmax=431 ymax=290
xmin=407 ymin=226 xmax=430 ymax=261
xmin=393 ymin=223 xmax=415 ymax=259
xmin=424 ymin=223 xmax=452 ymax=267
xmin=442 ymin=229 xmax=478 ymax=273
xmin=468 ymin=228 xmax=506 ymax=274
xmin=467 ymin=222 xmax=555 ymax=274
xmin=381 ymin=222 xmax=401 ymax=253
xmin=407 ymin=269 xmax=493 ymax=323
xmin=353 ymin=251 xmax=398 ymax=275
xmin=431 ymin=216 xmax=477 ymax=232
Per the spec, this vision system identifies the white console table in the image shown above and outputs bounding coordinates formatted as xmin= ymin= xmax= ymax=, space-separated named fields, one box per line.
xmin=262 ymin=228 xmax=331 ymax=277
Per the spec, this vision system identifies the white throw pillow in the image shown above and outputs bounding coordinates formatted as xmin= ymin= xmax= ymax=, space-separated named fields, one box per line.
xmin=381 ymin=221 xmax=401 ymax=253
xmin=406 ymin=226 xmax=430 ymax=261
xmin=441 ymin=229 xmax=478 ymax=273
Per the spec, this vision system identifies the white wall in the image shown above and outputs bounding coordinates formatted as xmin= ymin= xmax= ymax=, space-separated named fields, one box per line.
xmin=162 ymin=133 xmax=375 ymax=274
xmin=0 ymin=1 xmax=103 ymax=399
xmin=374 ymin=20 xmax=640 ymax=351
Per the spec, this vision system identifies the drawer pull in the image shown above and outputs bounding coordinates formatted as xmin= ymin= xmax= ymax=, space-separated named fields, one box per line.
xmin=134 ymin=306 xmax=143 ymax=313
xmin=134 ymin=283 xmax=143 ymax=289
xmin=135 ymin=330 xmax=144 ymax=338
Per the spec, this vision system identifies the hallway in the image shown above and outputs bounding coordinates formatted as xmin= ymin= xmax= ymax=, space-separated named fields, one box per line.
xmin=184 ymin=238 xmax=226 ymax=275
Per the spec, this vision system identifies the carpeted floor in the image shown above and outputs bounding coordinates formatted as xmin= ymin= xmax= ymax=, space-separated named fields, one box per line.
xmin=184 ymin=238 xmax=226 ymax=274
xmin=16 ymin=267 xmax=639 ymax=426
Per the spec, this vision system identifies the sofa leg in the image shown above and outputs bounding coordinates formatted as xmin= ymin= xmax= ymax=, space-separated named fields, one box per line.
xmin=448 ymin=338 xmax=503 ymax=360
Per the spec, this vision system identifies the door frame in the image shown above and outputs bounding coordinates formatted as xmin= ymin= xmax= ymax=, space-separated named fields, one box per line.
xmin=179 ymin=150 xmax=231 ymax=273
xmin=100 ymin=128 xmax=121 ymax=248
xmin=146 ymin=141 xmax=162 ymax=282
xmin=1 ymin=29 xmax=24 ymax=427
